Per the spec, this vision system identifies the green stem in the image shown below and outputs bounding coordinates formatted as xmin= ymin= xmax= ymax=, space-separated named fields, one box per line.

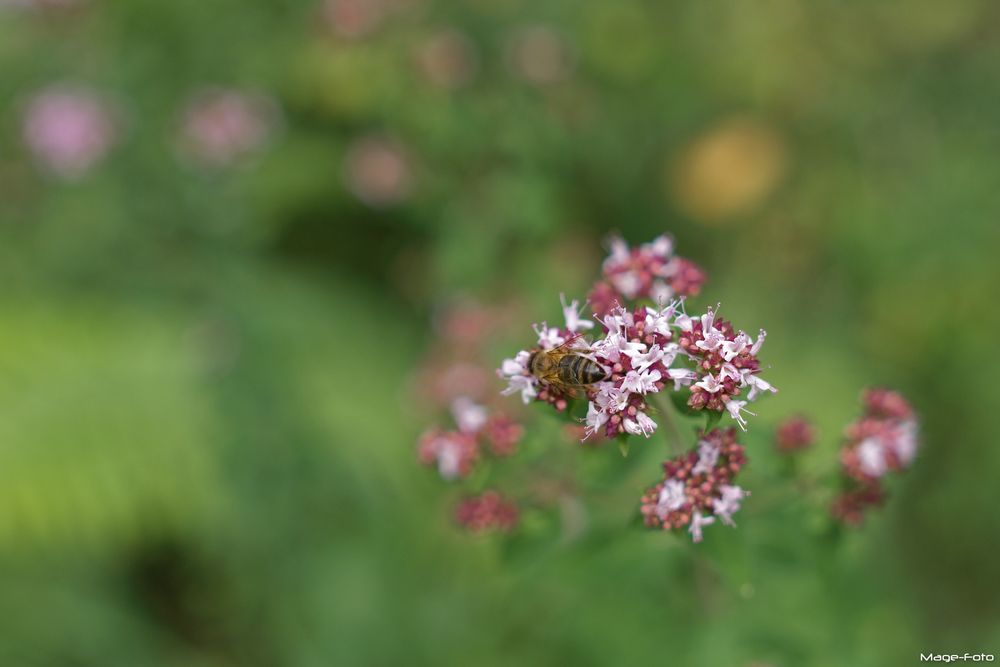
xmin=652 ymin=392 xmax=683 ymax=454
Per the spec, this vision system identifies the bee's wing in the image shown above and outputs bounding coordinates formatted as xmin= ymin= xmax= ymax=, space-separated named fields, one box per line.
xmin=549 ymin=332 xmax=587 ymax=354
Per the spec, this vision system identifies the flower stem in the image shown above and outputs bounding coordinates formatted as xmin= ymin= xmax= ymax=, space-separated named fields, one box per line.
xmin=652 ymin=392 xmax=683 ymax=454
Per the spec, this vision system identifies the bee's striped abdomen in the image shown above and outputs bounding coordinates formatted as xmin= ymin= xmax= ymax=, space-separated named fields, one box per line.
xmin=558 ymin=354 xmax=606 ymax=386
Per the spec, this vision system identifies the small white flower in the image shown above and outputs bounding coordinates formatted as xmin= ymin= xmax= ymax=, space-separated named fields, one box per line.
xmin=718 ymin=363 xmax=741 ymax=383
xmin=721 ymin=332 xmax=750 ymax=361
xmin=750 ymin=329 xmax=767 ymax=355
xmin=656 ymin=479 xmax=686 ymax=519
xmin=451 ymin=397 xmax=488 ymax=433
xmin=893 ymin=420 xmax=919 ymax=466
xmin=560 ymin=293 xmax=594 ymax=332
xmin=696 ymin=328 xmax=726 ymax=352
xmin=692 ymin=437 xmax=721 ymax=475
xmin=499 ymin=350 xmax=531 ymax=377
xmin=713 ymin=485 xmax=748 ymax=526
xmin=583 ymin=401 xmax=608 ymax=440
xmin=649 ymin=279 xmax=674 ymax=305
xmin=621 ymin=369 xmax=661 ymax=395
xmin=694 ymin=373 xmax=724 ymax=394
xmin=635 ymin=410 xmax=657 ymax=435
xmin=606 ymin=235 xmax=630 ymax=264
xmin=858 ymin=437 xmax=888 ymax=477
xmin=644 ymin=303 xmax=676 ymax=337
xmin=700 ymin=307 xmax=717 ymax=333
xmin=501 ymin=375 xmax=537 ymax=404
xmin=668 ymin=368 xmax=697 ymax=390
xmin=675 ymin=311 xmax=695 ymax=333
xmin=611 ymin=272 xmax=642 ymax=299
xmin=594 ymin=382 xmax=629 ymax=412
xmin=628 ymin=344 xmax=663 ymax=371
xmin=624 ymin=410 xmax=657 ymax=437
xmin=724 ymin=399 xmax=756 ymax=431
xmin=647 ymin=234 xmax=673 ymax=258
xmin=746 ymin=375 xmax=777 ymax=401
xmin=436 ymin=440 xmax=462 ymax=480
xmin=688 ymin=511 xmax=716 ymax=543
xmin=533 ymin=322 xmax=565 ymax=349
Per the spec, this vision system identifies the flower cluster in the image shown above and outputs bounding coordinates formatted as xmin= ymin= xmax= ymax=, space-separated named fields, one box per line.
xmin=639 ymin=428 xmax=749 ymax=542
xmin=454 ymin=490 xmax=519 ymax=533
xmin=676 ymin=306 xmax=776 ymax=428
xmin=23 ymin=85 xmax=118 ymax=179
xmin=775 ymin=415 xmax=815 ymax=453
xmin=588 ymin=235 xmax=705 ymax=318
xmin=417 ymin=397 xmax=523 ymax=480
xmin=583 ymin=302 xmax=691 ymax=439
xmin=833 ymin=388 xmax=918 ymax=525
xmin=179 ymin=88 xmax=279 ymax=167
xmin=500 ymin=253 xmax=775 ymax=441
xmin=839 ymin=389 xmax=917 ymax=482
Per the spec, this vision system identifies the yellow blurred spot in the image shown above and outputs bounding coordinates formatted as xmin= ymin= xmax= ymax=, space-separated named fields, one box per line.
xmin=670 ymin=118 xmax=788 ymax=224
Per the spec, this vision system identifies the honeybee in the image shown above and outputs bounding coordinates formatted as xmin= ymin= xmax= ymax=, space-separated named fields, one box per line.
xmin=528 ymin=334 xmax=608 ymax=397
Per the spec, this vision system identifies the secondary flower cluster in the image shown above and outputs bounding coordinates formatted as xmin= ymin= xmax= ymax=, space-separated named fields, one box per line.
xmin=640 ymin=428 xmax=749 ymax=542
xmin=775 ymin=416 xmax=815 ymax=453
xmin=418 ymin=397 xmax=523 ymax=480
xmin=590 ymin=235 xmax=706 ymax=318
xmin=832 ymin=388 xmax=918 ymax=525
xmin=676 ymin=306 xmax=775 ymax=428
xmin=454 ymin=490 xmax=520 ymax=533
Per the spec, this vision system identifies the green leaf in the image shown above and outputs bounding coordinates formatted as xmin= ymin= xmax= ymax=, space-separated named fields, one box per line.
xmin=669 ymin=388 xmax=699 ymax=416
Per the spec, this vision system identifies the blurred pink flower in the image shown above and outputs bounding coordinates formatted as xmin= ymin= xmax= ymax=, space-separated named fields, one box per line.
xmin=343 ymin=136 xmax=413 ymax=207
xmin=455 ymin=490 xmax=519 ymax=533
xmin=505 ymin=25 xmax=575 ymax=86
xmin=775 ymin=415 xmax=815 ymax=453
xmin=321 ymin=0 xmax=388 ymax=40
xmin=833 ymin=388 xmax=918 ymax=525
xmin=22 ymin=85 xmax=117 ymax=179
xmin=418 ymin=428 xmax=478 ymax=481
xmin=179 ymin=88 xmax=278 ymax=167
xmin=413 ymin=29 xmax=478 ymax=90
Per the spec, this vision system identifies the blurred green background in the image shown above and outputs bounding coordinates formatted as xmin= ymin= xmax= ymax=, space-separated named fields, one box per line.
xmin=2 ymin=0 xmax=999 ymax=665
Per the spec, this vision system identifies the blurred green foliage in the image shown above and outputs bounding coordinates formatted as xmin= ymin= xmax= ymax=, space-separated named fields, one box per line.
xmin=2 ymin=0 xmax=1000 ymax=665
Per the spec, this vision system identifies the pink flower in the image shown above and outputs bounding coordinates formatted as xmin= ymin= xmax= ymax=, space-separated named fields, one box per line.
xmin=833 ymin=388 xmax=918 ymax=525
xmin=179 ymin=88 xmax=278 ymax=166
xmin=482 ymin=414 xmax=523 ymax=457
xmin=676 ymin=305 xmax=775 ymax=430
xmin=599 ymin=234 xmax=706 ymax=304
xmin=839 ymin=389 xmax=918 ymax=482
xmin=451 ymin=397 xmax=488 ymax=434
xmin=640 ymin=428 xmax=749 ymax=542
xmin=831 ymin=482 xmax=885 ymax=526
xmin=343 ymin=135 xmax=413 ymax=208
xmin=775 ymin=416 xmax=815 ymax=453
xmin=23 ymin=85 xmax=117 ymax=179
xmin=418 ymin=429 xmax=478 ymax=480
xmin=414 ymin=29 xmax=478 ymax=90
xmin=455 ymin=490 xmax=519 ymax=533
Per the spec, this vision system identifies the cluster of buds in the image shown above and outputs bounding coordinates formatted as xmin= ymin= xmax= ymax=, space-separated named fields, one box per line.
xmin=588 ymin=235 xmax=706 ymax=318
xmin=676 ymin=306 xmax=776 ymax=428
xmin=832 ymin=388 xmax=918 ymax=525
xmin=417 ymin=397 xmax=523 ymax=480
xmin=454 ymin=490 xmax=519 ymax=533
xmin=775 ymin=416 xmax=815 ymax=453
xmin=639 ymin=428 xmax=749 ymax=542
